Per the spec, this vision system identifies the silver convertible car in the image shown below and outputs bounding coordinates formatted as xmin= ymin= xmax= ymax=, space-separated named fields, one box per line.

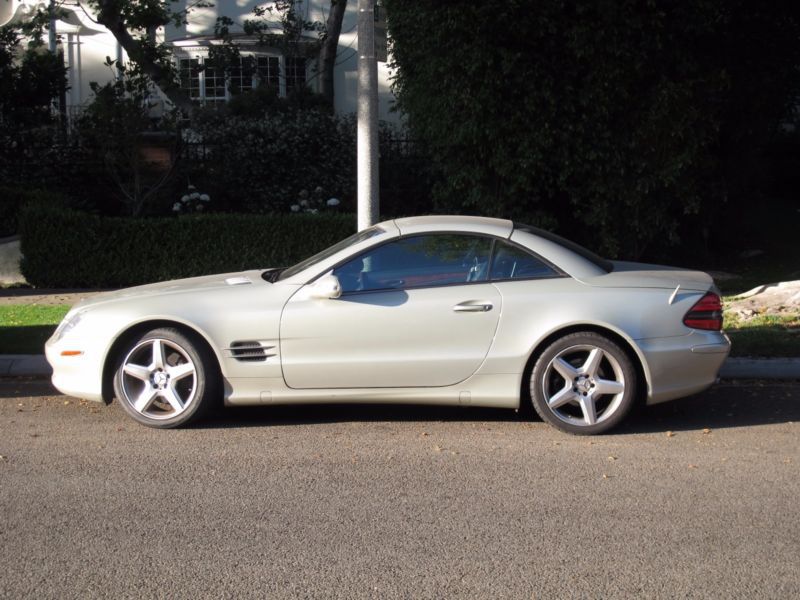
xmin=46 ymin=216 xmax=730 ymax=434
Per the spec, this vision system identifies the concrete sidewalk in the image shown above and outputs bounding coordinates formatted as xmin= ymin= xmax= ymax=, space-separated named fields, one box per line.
xmin=2 ymin=354 xmax=799 ymax=379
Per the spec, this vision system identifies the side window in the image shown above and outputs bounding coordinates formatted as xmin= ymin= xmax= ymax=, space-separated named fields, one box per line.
xmin=490 ymin=241 xmax=557 ymax=280
xmin=334 ymin=234 xmax=492 ymax=293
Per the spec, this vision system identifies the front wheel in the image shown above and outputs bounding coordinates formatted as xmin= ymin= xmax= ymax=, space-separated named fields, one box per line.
xmin=113 ymin=327 xmax=219 ymax=428
xmin=529 ymin=332 xmax=637 ymax=435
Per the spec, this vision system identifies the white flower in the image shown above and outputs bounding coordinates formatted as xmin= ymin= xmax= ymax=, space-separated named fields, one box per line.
xmin=309 ymin=208 xmax=319 ymax=214
xmin=196 ymin=204 xmax=204 ymax=211
xmin=290 ymin=204 xmax=301 ymax=212
xmin=199 ymin=194 xmax=210 ymax=202
xmin=172 ymin=202 xmax=182 ymax=212
xmin=190 ymin=192 xmax=200 ymax=200
xmin=181 ymin=195 xmax=190 ymax=203
xmin=299 ymin=199 xmax=309 ymax=208
xmin=187 ymin=184 xmax=196 ymax=191
xmin=314 ymin=186 xmax=323 ymax=194
xmin=326 ymin=198 xmax=340 ymax=207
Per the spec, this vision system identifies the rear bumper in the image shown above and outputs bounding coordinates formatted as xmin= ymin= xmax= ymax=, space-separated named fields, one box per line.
xmin=637 ymin=331 xmax=730 ymax=405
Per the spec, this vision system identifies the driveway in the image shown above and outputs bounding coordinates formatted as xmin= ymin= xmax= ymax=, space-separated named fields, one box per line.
xmin=1 ymin=380 xmax=798 ymax=598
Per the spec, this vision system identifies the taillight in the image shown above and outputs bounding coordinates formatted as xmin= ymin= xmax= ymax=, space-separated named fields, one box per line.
xmin=683 ymin=292 xmax=723 ymax=331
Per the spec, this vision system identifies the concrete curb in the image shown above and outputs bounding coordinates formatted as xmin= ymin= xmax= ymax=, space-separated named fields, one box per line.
xmin=718 ymin=358 xmax=800 ymax=380
xmin=1 ymin=354 xmax=799 ymax=380
xmin=1 ymin=355 xmax=51 ymax=377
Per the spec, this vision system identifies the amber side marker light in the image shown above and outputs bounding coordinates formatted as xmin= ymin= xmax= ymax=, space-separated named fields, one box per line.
xmin=60 ymin=350 xmax=84 ymax=357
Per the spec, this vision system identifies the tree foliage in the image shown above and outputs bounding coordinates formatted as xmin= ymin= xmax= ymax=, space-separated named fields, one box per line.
xmin=0 ymin=18 xmax=67 ymax=129
xmin=384 ymin=0 xmax=800 ymax=258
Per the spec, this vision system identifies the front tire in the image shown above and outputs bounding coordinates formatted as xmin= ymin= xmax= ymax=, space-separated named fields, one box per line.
xmin=113 ymin=327 xmax=219 ymax=428
xmin=530 ymin=332 xmax=637 ymax=435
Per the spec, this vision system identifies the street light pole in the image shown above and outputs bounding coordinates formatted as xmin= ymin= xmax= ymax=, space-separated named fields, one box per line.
xmin=357 ymin=0 xmax=379 ymax=230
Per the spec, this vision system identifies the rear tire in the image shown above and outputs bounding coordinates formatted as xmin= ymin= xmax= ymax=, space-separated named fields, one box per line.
xmin=529 ymin=332 xmax=637 ymax=435
xmin=113 ymin=327 xmax=219 ymax=429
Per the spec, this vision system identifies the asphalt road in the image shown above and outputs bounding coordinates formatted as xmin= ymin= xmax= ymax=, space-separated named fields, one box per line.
xmin=1 ymin=379 xmax=798 ymax=599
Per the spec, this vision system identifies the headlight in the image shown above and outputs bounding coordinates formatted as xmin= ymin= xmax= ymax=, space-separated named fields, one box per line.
xmin=52 ymin=311 xmax=84 ymax=343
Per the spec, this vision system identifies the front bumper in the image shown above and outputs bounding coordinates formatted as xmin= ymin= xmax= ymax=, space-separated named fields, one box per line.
xmin=638 ymin=331 xmax=731 ymax=405
xmin=45 ymin=337 xmax=105 ymax=403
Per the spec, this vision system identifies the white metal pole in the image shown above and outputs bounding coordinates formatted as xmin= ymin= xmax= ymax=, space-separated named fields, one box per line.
xmin=357 ymin=0 xmax=379 ymax=230
xmin=48 ymin=0 xmax=57 ymax=53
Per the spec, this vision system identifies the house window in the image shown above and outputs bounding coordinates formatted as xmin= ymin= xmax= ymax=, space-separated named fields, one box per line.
xmin=178 ymin=59 xmax=201 ymax=100
xmin=203 ymin=64 xmax=226 ymax=102
xmin=177 ymin=54 xmax=304 ymax=103
xmin=229 ymin=57 xmax=255 ymax=94
xmin=256 ymin=56 xmax=280 ymax=88
xmin=285 ymin=56 xmax=306 ymax=92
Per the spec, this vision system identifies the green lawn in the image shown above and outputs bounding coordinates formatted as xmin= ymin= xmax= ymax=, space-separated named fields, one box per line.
xmin=723 ymin=308 xmax=799 ymax=358
xmin=0 ymin=305 xmax=70 ymax=354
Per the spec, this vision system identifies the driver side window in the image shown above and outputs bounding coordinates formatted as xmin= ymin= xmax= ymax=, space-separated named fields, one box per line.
xmin=334 ymin=234 xmax=492 ymax=293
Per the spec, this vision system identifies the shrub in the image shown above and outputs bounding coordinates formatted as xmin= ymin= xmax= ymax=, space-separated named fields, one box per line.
xmin=384 ymin=1 xmax=800 ymax=259
xmin=186 ymin=109 xmax=356 ymax=214
xmin=0 ymin=187 xmax=67 ymax=237
xmin=19 ymin=203 xmax=356 ymax=288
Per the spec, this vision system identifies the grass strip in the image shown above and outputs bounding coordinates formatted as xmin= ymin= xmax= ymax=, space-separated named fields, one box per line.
xmin=0 ymin=305 xmax=70 ymax=355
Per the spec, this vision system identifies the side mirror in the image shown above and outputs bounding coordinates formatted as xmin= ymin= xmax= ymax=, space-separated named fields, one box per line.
xmin=309 ymin=274 xmax=342 ymax=299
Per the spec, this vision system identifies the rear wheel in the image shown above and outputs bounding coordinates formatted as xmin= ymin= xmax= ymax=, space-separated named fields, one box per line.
xmin=530 ymin=332 xmax=637 ymax=435
xmin=113 ymin=327 xmax=219 ymax=428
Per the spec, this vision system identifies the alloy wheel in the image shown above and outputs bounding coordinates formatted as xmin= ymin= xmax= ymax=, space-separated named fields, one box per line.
xmin=119 ymin=338 xmax=198 ymax=420
xmin=538 ymin=344 xmax=626 ymax=427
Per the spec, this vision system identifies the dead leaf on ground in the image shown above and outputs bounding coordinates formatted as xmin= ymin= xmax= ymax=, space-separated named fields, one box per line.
xmin=666 ymin=431 xmax=675 ymax=438
xmin=702 ymin=428 xmax=711 ymax=434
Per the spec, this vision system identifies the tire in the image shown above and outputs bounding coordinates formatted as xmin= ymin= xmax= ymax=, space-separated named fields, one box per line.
xmin=113 ymin=327 xmax=220 ymax=429
xmin=529 ymin=332 xmax=637 ymax=435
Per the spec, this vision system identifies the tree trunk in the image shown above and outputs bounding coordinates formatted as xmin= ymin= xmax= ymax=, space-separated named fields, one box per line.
xmin=319 ymin=0 xmax=347 ymax=106
xmin=94 ymin=1 xmax=194 ymax=115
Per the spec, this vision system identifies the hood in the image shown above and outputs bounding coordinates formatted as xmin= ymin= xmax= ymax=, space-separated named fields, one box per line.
xmin=579 ymin=261 xmax=715 ymax=292
xmin=72 ymin=269 xmax=269 ymax=311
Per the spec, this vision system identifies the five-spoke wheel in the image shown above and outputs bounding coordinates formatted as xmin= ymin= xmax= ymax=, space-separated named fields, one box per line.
xmin=113 ymin=328 xmax=219 ymax=428
xmin=530 ymin=332 xmax=637 ymax=434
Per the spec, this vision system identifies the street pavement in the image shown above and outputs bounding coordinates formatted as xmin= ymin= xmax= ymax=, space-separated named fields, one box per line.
xmin=1 ymin=379 xmax=798 ymax=599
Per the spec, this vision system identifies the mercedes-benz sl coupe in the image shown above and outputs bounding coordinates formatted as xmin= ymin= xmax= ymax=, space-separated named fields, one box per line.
xmin=46 ymin=215 xmax=730 ymax=434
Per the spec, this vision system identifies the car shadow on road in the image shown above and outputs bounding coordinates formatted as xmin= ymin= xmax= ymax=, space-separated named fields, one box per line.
xmin=2 ymin=379 xmax=797 ymax=434
xmin=616 ymin=381 xmax=800 ymax=434
xmin=200 ymin=402 xmax=522 ymax=429
xmin=197 ymin=382 xmax=799 ymax=433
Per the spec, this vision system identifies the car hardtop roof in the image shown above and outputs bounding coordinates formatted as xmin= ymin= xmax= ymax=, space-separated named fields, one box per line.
xmin=387 ymin=215 xmax=514 ymax=238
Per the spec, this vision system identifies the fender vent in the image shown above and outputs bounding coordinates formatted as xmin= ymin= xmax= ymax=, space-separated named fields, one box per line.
xmin=229 ymin=341 xmax=269 ymax=362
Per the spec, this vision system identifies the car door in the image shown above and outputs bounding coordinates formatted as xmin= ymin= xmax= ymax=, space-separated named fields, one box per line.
xmin=279 ymin=233 xmax=502 ymax=389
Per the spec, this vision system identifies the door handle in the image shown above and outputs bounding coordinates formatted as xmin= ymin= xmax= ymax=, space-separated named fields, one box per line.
xmin=453 ymin=301 xmax=493 ymax=313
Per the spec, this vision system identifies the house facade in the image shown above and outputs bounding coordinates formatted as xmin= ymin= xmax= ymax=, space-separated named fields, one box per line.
xmin=1 ymin=0 xmax=398 ymax=121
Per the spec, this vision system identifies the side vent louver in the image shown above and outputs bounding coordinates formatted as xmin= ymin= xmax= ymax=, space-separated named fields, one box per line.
xmin=229 ymin=341 xmax=269 ymax=362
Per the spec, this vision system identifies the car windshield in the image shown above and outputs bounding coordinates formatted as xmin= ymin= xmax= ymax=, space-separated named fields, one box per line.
xmin=275 ymin=226 xmax=387 ymax=281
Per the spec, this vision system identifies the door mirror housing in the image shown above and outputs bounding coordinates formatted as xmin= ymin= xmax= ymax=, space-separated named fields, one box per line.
xmin=309 ymin=274 xmax=342 ymax=299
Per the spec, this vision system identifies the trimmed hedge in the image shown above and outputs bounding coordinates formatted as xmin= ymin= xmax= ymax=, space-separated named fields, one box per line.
xmin=19 ymin=203 xmax=356 ymax=288
xmin=0 ymin=187 xmax=62 ymax=238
